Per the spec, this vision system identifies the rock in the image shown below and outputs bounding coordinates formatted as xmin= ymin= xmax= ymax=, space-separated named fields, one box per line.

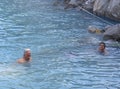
xmin=53 ymin=0 xmax=68 ymax=6
xmin=88 ymin=26 xmax=105 ymax=34
xmin=62 ymin=0 xmax=120 ymax=21
xmin=64 ymin=0 xmax=78 ymax=9
xmin=103 ymin=24 xmax=120 ymax=41
xmin=93 ymin=0 xmax=120 ymax=21
xmin=69 ymin=0 xmax=78 ymax=5
xmin=83 ymin=0 xmax=95 ymax=11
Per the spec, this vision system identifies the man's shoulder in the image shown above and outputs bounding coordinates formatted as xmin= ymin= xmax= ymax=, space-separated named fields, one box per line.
xmin=17 ymin=58 xmax=25 ymax=63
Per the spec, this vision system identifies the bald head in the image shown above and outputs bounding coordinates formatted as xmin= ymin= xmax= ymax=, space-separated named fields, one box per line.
xmin=24 ymin=48 xmax=31 ymax=61
xmin=24 ymin=48 xmax=31 ymax=52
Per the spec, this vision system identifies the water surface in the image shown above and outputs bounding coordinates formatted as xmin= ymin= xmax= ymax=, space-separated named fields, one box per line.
xmin=0 ymin=0 xmax=120 ymax=89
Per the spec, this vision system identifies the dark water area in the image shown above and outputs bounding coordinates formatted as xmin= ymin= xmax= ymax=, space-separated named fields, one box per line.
xmin=98 ymin=15 xmax=120 ymax=25
xmin=0 ymin=0 xmax=120 ymax=89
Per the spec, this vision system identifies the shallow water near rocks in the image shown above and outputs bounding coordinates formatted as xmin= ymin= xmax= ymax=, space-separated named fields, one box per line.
xmin=0 ymin=0 xmax=120 ymax=89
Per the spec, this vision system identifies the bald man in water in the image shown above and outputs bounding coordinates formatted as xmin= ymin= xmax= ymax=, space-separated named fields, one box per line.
xmin=17 ymin=49 xmax=32 ymax=63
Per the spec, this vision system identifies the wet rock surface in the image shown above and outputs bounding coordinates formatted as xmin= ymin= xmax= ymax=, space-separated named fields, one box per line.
xmin=62 ymin=0 xmax=120 ymax=21
xmin=103 ymin=24 xmax=120 ymax=41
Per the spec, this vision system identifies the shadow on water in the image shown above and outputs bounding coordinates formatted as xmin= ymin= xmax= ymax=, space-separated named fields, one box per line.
xmin=98 ymin=15 xmax=120 ymax=25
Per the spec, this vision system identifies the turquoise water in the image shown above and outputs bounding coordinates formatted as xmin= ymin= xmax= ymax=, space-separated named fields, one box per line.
xmin=0 ymin=0 xmax=120 ymax=89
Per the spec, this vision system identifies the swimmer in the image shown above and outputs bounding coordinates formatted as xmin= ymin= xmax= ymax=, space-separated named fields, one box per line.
xmin=98 ymin=42 xmax=108 ymax=55
xmin=17 ymin=48 xmax=32 ymax=63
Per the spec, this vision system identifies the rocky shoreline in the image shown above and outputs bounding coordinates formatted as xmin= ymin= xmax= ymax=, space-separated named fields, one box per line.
xmin=54 ymin=0 xmax=120 ymax=42
xmin=62 ymin=0 xmax=120 ymax=22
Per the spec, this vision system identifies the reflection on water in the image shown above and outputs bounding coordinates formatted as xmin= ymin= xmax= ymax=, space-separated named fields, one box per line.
xmin=0 ymin=0 xmax=120 ymax=89
xmin=0 ymin=63 xmax=27 ymax=78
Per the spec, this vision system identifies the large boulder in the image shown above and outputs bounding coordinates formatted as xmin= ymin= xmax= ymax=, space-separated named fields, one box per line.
xmin=103 ymin=24 xmax=120 ymax=41
xmin=93 ymin=0 xmax=120 ymax=21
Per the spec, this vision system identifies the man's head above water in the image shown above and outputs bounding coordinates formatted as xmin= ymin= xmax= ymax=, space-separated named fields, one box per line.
xmin=17 ymin=48 xmax=32 ymax=63
xmin=23 ymin=48 xmax=31 ymax=61
xmin=98 ymin=42 xmax=106 ymax=54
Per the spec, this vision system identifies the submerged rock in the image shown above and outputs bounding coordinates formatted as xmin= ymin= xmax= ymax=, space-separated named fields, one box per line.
xmin=88 ymin=26 xmax=105 ymax=34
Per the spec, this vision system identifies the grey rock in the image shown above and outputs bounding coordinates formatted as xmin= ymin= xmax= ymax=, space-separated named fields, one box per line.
xmin=103 ymin=24 xmax=120 ymax=41
xmin=93 ymin=0 xmax=120 ymax=21
xmin=83 ymin=0 xmax=95 ymax=11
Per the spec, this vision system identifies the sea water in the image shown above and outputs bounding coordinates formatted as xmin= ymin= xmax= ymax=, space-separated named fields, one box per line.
xmin=0 ymin=0 xmax=120 ymax=89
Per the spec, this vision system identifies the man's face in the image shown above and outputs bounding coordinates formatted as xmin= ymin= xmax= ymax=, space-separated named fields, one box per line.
xmin=24 ymin=51 xmax=31 ymax=59
xmin=99 ymin=44 xmax=105 ymax=51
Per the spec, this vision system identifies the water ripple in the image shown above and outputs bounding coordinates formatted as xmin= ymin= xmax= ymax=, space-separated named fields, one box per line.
xmin=0 ymin=0 xmax=120 ymax=89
